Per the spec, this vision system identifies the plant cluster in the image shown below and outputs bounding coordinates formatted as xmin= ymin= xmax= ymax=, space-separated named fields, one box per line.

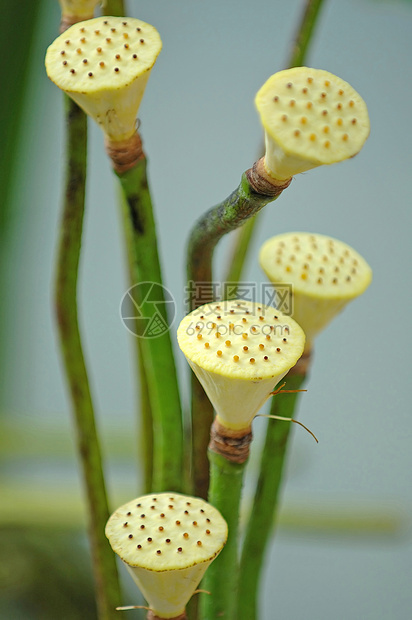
xmin=45 ymin=2 xmax=372 ymax=619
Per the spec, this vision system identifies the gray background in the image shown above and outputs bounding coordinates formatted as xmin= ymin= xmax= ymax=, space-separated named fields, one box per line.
xmin=2 ymin=0 xmax=411 ymax=618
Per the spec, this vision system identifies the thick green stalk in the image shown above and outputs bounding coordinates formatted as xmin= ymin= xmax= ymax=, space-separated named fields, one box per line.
xmin=116 ymin=179 xmax=154 ymax=493
xmin=102 ymin=0 xmax=153 ymax=495
xmin=187 ymin=172 xmax=283 ymax=300
xmin=199 ymin=451 xmax=246 ymax=620
xmin=223 ymin=0 xmax=326 ymax=289
xmin=237 ymin=373 xmax=306 ymax=620
xmin=115 ymin=153 xmax=183 ymax=491
xmin=188 ymin=169 xmax=287 ymax=499
xmin=55 ymin=97 xmax=121 ymax=619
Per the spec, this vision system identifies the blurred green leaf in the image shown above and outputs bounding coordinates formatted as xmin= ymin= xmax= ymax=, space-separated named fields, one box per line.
xmin=0 ymin=0 xmax=43 ymax=228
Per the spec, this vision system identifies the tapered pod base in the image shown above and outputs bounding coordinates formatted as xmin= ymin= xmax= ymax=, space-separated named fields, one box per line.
xmin=106 ymin=493 xmax=228 ymax=618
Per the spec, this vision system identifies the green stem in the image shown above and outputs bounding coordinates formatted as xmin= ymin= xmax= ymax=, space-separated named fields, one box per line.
xmin=199 ymin=451 xmax=246 ymax=620
xmin=138 ymin=347 xmax=153 ymax=492
xmin=224 ymin=214 xmax=260 ymax=288
xmin=115 ymin=152 xmax=183 ymax=492
xmin=116 ymin=177 xmax=154 ymax=494
xmin=55 ymin=97 xmax=121 ymax=619
xmin=223 ymin=0 xmax=326 ymax=289
xmin=188 ymin=170 xmax=286 ymax=499
xmin=104 ymin=0 xmax=155 ymax=497
xmin=237 ymin=373 xmax=306 ymax=620
xmin=102 ymin=0 xmax=126 ymax=16
xmin=189 ymin=373 xmax=214 ymax=498
xmin=287 ymin=0 xmax=326 ymax=68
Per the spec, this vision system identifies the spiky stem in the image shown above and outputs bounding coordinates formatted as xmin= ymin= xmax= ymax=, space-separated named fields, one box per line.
xmin=55 ymin=97 xmax=121 ymax=620
xmin=114 ymin=138 xmax=183 ymax=491
xmin=237 ymin=372 xmax=307 ymax=620
xmin=187 ymin=162 xmax=290 ymax=499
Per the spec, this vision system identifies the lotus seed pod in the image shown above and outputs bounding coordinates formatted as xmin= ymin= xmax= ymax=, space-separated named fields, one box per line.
xmin=255 ymin=67 xmax=370 ymax=180
xmin=105 ymin=493 xmax=228 ymax=619
xmin=45 ymin=16 xmax=162 ymax=141
xmin=259 ymin=232 xmax=372 ymax=351
xmin=177 ymin=300 xmax=305 ymax=431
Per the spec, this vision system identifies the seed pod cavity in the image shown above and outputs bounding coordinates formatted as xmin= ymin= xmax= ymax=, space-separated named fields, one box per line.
xmin=177 ymin=300 xmax=305 ymax=430
xmin=255 ymin=67 xmax=370 ymax=180
xmin=45 ymin=16 xmax=162 ymax=141
xmin=106 ymin=493 xmax=227 ymax=618
xmin=259 ymin=232 xmax=372 ymax=349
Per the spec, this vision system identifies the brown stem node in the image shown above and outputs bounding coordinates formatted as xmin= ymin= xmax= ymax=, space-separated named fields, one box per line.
xmin=147 ymin=613 xmax=187 ymax=620
xmin=105 ymin=132 xmax=145 ymax=174
xmin=246 ymin=158 xmax=292 ymax=197
xmin=289 ymin=349 xmax=312 ymax=376
xmin=59 ymin=15 xmax=93 ymax=34
xmin=209 ymin=418 xmax=252 ymax=464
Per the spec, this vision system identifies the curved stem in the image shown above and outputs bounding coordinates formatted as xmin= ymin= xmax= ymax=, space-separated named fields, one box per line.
xmin=199 ymin=450 xmax=246 ymax=620
xmin=115 ymin=150 xmax=183 ymax=492
xmin=187 ymin=170 xmax=285 ymax=305
xmin=223 ymin=0 xmax=326 ymax=290
xmin=187 ymin=167 xmax=288 ymax=499
xmin=55 ymin=97 xmax=121 ymax=619
xmin=237 ymin=373 xmax=306 ymax=620
xmin=287 ymin=0 xmax=325 ymax=68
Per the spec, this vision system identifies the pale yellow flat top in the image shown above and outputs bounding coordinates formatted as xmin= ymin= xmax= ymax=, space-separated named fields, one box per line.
xmin=255 ymin=67 xmax=370 ymax=165
xmin=45 ymin=16 xmax=162 ymax=94
xmin=260 ymin=232 xmax=372 ymax=300
xmin=177 ymin=300 xmax=305 ymax=380
xmin=106 ymin=493 xmax=227 ymax=571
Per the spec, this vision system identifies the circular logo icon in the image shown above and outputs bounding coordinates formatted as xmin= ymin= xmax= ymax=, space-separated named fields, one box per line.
xmin=120 ymin=281 xmax=176 ymax=339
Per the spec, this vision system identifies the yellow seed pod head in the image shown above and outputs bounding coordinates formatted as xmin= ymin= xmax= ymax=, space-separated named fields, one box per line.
xmin=45 ymin=16 xmax=162 ymax=141
xmin=259 ymin=232 xmax=372 ymax=351
xmin=177 ymin=300 xmax=305 ymax=431
xmin=106 ymin=493 xmax=227 ymax=618
xmin=255 ymin=67 xmax=370 ymax=180
xmin=59 ymin=1 xmax=100 ymax=19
